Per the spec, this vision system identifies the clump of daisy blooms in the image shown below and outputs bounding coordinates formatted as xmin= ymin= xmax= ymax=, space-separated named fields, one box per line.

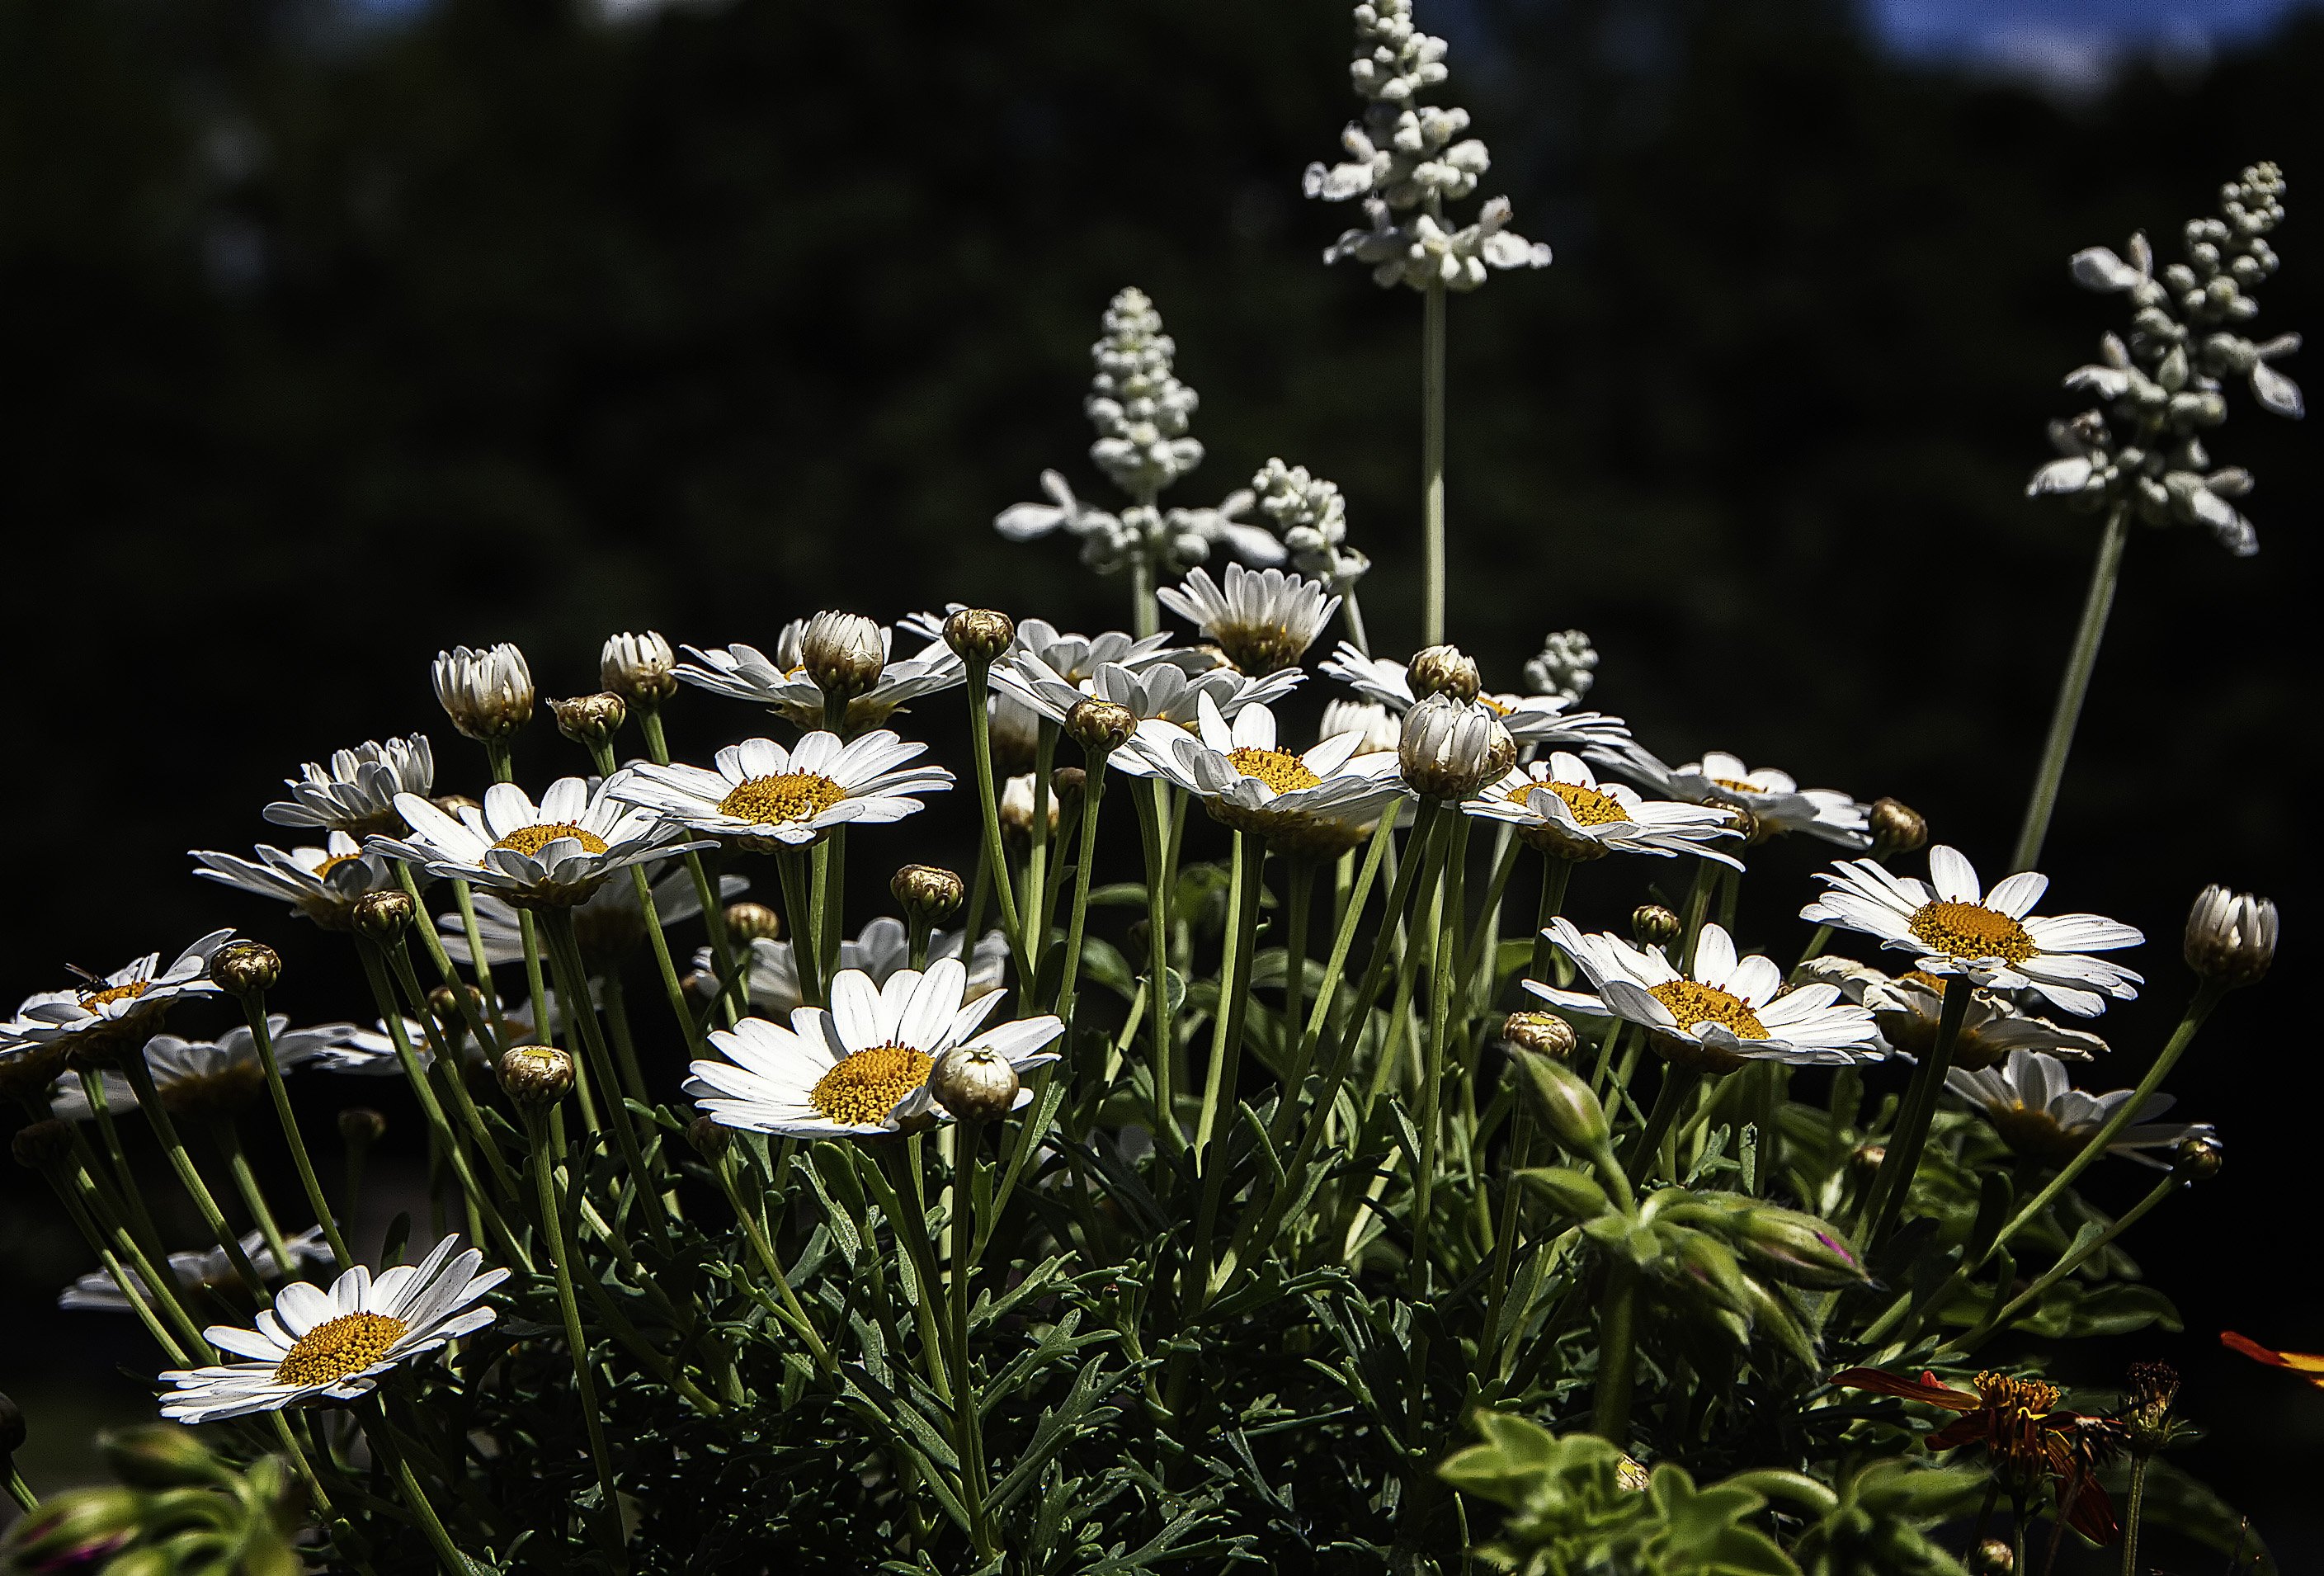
xmin=1946 ymin=1048 xmax=2213 ymax=1168
xmin=1303 ymin=0 xmax=1551 ymax=292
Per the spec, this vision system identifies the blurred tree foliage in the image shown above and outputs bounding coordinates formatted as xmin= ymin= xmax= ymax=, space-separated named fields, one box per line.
xmin=2 ymin=0 xmax=2317 ymax=1552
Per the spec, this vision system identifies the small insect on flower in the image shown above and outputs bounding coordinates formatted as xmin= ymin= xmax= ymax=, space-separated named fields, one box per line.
xmin=1802 ymin=845 xmax=2143 ymax=1017
xmin=158 ymin=1235 xmax=504 ymax=1423
xmin=4 ymin=932 xmax=238 ymax=1067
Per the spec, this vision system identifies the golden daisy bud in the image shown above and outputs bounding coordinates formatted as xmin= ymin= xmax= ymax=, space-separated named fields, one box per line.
xmin=800 ymin=611 xmax=887 ymax=700
xmin=551 ymin=691 xmax=626 ymax=747
xmin=686 ymin=1113 xmax=730 ymax=1160
xmin=2183 ymin=885 xmax=2276 ymax=989
xmin=1867 ymin=797 xmax=1929 ymax=857
xmin=1631 ymin=904 xmax=1682 ymax=949
xmin=432 ymin=643 xmax=535 ymax=741
xmin=352 ymin=890 xmax=416 ymax=941
xmin=944 ymin=607 xmax=1016 ymax=665
xmin=498 ymin=1045 xmax=574 ymax=1107
xmin=12 ymin=1118 xmax=75 ymax=1171
xmin=723 ymin=901 xmax=785 ymax=945
xmin=337 ymin=1107 xmax=387 ymax=1146
xmin=1066 ymin=697 xmax=1137 ymax=754
xmin=891 ymin=865 xmax=966 ymax=922
xmin=1407 ymin=643 xmax=1482 ymax=703
xmin=929 ymin=1045 xmax=1020 ymax=1125
xmin=1500 ymin=1011 xmax=1577 ymax=1061
xmin=1398 ymin=695 xmax=1516 ymax=800
xmin=2174 ymin=1132 xmax=2224 ymax=1180
xmin=208 ymin=941 xmax=281 ymax=998
xmin=601 ymin=630 xmax=678 ymax=705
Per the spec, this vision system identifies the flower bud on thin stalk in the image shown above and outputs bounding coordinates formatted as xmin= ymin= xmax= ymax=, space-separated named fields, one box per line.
xmin=1500 ymin=1011 xmax=1577 ymax=1061
xmin=551 ymin=692 xmax=626 ymax=752
xmin=2184 ymin=885 xmax=2275 ymax=988
xmin=601 ymin=630 xmax=678 ymax=706
xmin=1398 ymin=694 xmax=1516 ymax=800
xmin=208 ymin=941 xmax=281 ymax=998
xmin=433 ymin=643 xmax=535 ymax=743
xmin=1631 ymin=904 xmax=1681 ymax=949
xmin=352 ymin=889 xmax=416 ymax=942
xmin=498 ymin=1045 xmax=574 ymax=1108
xmin=722 ymin=901 xmax=785 ymax=944
xmin=800 ymin=611 xmax=886 ymax=706
xmin=944 ymin=608 xmax=1016 ymax=667
xmin=893 ymin=865 xmax=966 ymax=922
xmin=931 ymin=1045 xmax=1021 ymax=1126
xmin=2173 ymin=1131 xmax=2225 ymax=1181
xmin=1407 ymin=643 xmax=1481 ymax=702
xmin=1066 ymin=697 xmax=1137 ymax=755
xmin=1867 ymin=796 xmax=1928 ymax=858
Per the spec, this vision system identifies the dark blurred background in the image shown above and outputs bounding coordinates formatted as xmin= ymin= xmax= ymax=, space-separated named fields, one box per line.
xmin=2 ymin=0 xmax=2317 ymax=1560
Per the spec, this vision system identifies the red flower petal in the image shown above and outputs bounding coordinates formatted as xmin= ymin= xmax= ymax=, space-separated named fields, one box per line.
xmin=1830 ymin=1367 xmax=1978 ymax=1410
xmin=2222 ymin=1330 xmax=2324 ymax=1376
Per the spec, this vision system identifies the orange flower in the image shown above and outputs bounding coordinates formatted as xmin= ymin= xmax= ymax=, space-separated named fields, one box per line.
xmin=2222 ymin=1331 xmax=2324 ymax=1390
xmin=1831 ymin=1367 xmax=2118 ymax=1542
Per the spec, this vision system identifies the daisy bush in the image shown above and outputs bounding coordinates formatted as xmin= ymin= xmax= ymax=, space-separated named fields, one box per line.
xmin=0 ymin=10 xmax=2305 ymax=1575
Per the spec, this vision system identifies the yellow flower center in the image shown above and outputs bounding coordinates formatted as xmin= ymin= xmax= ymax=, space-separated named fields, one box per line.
xmin=490 ymin=823 xmax=609 ymax=858
xmin=1908 ymin=901 xmax=2035 ymax=964
xmin=1216 ymin=626 xmax=1304 ymax=677
xmin=272 ymin=1310 xmax=409 ymax=1387
xmin=78 ymin=981 xmax=152 ymax=1012
xmin=1711 ymin=776 xmax=1762 ymax=795
xmin=1478 ymin=694 xmax=1515 ymax=716
xmin=718 ymin=773 xmax=848 ymax=825
xmin=808 ymin=1043 xmax=935 ymax=1126
xmin=1976 ymin=1371 xmax=2061 ymax=1418
xmin=1647 ymin=979 xmax=1768 ymax=1040
xmin=1517 ymin=779 xmax=1628 ymax=828
xmin=1226 ymin=748 xmax=1321 ymax=795
xmin=314 ymin=854 xmax=364 ymax=880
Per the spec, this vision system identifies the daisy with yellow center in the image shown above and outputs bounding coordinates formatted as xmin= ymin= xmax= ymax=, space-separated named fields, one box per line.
xmin=1798 ymin=958 xmax=2108 ymax=1071
xmin=1619 ymin=748 xmax=1871 ymax=847
xmin=261 ymin=734 xmax=436 ymax=840
xmin=677 ymin=617 xmax=964 ymax=731
xmin=370 ymin=776 xmax=705 ymax=910
xmin=1155 ymin=564 xmax=1339 ymax=677
xmin=158 ymin=1234 xmax=504 ymax=1423
xmin=1141 ymin=692 xmax=1409 ymax=857
xmin=1800 ymin=845 xmax=2143 ymax=1018
xmin=1945 ymin=1047 xmax=2210 ymax=1168
xmin=48 ymin=1017 xmax=362 ymax=1125
xmin=4 ymin=931 xmax=236 ymax=1060
xmin=612 ymin=732 xmax=953 ymax=852
xmin=686 ymin=958 xmax=1063 ymax=1140
xmin=194 ymin=832 xmax=404 ymax=930
xmin=1463 ymin=752 xmax=1742 ymax=864
xmin=992 ymin=651 xmax=1304 ymax=781
xmin=1527 ymin=919 xmax=1882 ymax=1073
xmin=1320 ymin=642 xmax=1636 ymax=753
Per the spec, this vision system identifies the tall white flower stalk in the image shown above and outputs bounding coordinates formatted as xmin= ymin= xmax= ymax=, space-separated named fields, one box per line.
xmin=1303 ymin=0 xmax=1551 ymax=645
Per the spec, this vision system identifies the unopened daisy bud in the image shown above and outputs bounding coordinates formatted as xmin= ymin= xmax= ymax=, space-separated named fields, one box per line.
xmin=4 ymin=1486 xmax=142 ymax=1569
xmin=351 ymin=889 xmax=416 ymax=941
xmin=0 ymin=1388 xmax=22 ymax=1457
xmin=2183 ymin=885 xmax=2276 ymax=988
xmin=12 ymin=1118 xmax=74 ymax=1170
xmin=1729 ymin=1204 xmax=1867 ymax=1290
xmin=998 ymin=774 xmax=1055 ymax=843
xmin=2174 ymin=1131 xmax=2225 ymax=1180
xmin=1398 ymin=694 xmax=1516 ymax=799
xmin=102 ymin=1424 xmax=230 ymax=1489
xmin=1407 ymin=643 xmax=1482 ymax=702
xmin=944 ymin=607 xmax=1016 ymax=666
xmin=1631 ymin=904 xmax=1681 ymax=949
xmin=1052 ymin=766 xmax=1087 ymax=803
xmin=723 ymin=901 xmax=785 ymax=944
xmin=891 ymin=865 xmax=965 ymax=922
xmin=337 ymin=1107 xmax=387 ymax=1146
xmin=209 ymin=941 xmax=282 ymax=998
xmin=1500 ymin=1011 xmax=1577 ymax=1060
xmin=1066 ymin=697 xmax=1137 ymax=754
xmin=1970 ymin=1537 xmax=2014 ymax=1576
xmin=498 ymin=1045 xmax=574 ymax=1107
xmin=1867 ymin=797 xmax=1929 ymax=858
xmin=551 ymin=691 xmax=626 ymax=747
xmin=799 ymin=611 xmax=887 ymax=700
xmin=686 ymin=1112 xmax=729 ymax=1160
xmin=432 ymin=643 xmax=535 ymax=741
xmin=433 ymin=792 xmax=483 ymax=817
xmin=1514 ymin=1051 xmax=1610 ymax=1155
xmin=601 ymin=630 xmax=678 ymax=705
xmin=930 ymin=1044 xmax=1021 ymax=1125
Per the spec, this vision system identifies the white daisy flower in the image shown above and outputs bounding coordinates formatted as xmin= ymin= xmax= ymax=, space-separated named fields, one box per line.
xmin=1319 ymin=699 xmax=1402 ymax=756
xmin=1319 ymin=642 xmax=1635 ymax=753
xmin=610 ymin=733 xmax=952 ymax=852
xmin=49 ymin=1017 xmax=362 ymax=1123
xmin=158 ymin=1234 xmax=505 ymax=1423
xmin=1155 ymin=564 xmax=1339 ymax=676
xmin=995 ymin=654 xmax=1303 ymax=780
xmin=686 ymin=958 xmax=1063 ymax=1140
xmin=262 ymin=735 xmax=436 ymax=839
xmin=695 ymin=918 xmax=1009 ymax=1017
xmin=1946 ymin=1048 xmax=2213 ymax=1168
xmin=1799 ymin=846 xmax=2143 ymax=1018
xmin=1798 ymin=958 xmax=2107 ymax=1071
xmin=63 ymin=1228 xmax=332 ymax=1313
xmin=1620 ymin=749 xmax=1869 ymax=847
xmin=1464 ymin=753 xmax=1742 ymax=866
xmin=1526 ymin=919 xmax=1883 ymax=1073
xmin=1143 ymin=693 xmax=1408 ymax=857
xmin=6 ymin=932 xmax=237 ymax=1061
xmin=903 ymin=609 xmax=1178 ymax=685
xmin=192 ymin=833 xmax=407 ymax=930
xmin=369 ymin=776 xmax=706 ymax=909
xmin=317 ymin=992 xmax=559 ymax=1078
xmin=678 ymin=619 xmax=964 ymax=730
xmin=437 ymin=868 xmax=746 ymax=972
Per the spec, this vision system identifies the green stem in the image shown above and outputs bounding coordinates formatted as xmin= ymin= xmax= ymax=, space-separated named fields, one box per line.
xmin=1025 ymin=723 xmax=1059 ymax=973
xmin=522 ymin=1108 xmax=623 ymax=1542
xmin=1194 ymin=833 xmax=1262 ymax=1158
xmin=773 ymin=849 xmax=825 ymax=1007
xmin=111 ymin=1052 xmax=271 ymax=1302
xmin=1591 ymin=1256 xmax=1639 ymax=1442
xmin=1280 ymin=856 xmax=1313 ymax=1055
xmin=541 ymin=912 xmax=672 ymax=1243
xmin=210 ymin=1121 xmax=295 ymax=1276
xmin=1054 ymin=752 xmax=1109 ymax=1024
xmin=233 ymin=995 xmax=354 ymax=1267
xmin=1269 ymin=809 xmax=1399 ymax=1145
xmin=1130 ymin=547 xmax=1158 ymax=640
xmin=1953 ymin=1163 xmax=2186 ymax=1356
xmin=2121 ymin=1457 xmax=2151 ymax=1576
xmin=381 ymin=941 xmax=526 ymax=1207
xmin=2012 ymin=503 xmax=2130 ymax=873
xmin=630 ymin=866 xmax=709 ymax=1059
xmin=1134 ymin=781 xmax=1186 ymax=1158
xmin=1624 ymin=1064 xmax=1704 ymax=1186
xmin=1421 ymin=276 xmax=1448 ymax=648
xmin=1412 ymin=812 xmax=1470 ymax=1289
xmin=963 ymin=663 xmax=1031 ymax=981
xmin=1863 ymin=974 xmax=1974 ymax=1247
xmin=949 ymin=1121 xmax=997 ymax=1559
xmin=378 ymin=1417 xmax=492 ymax=1574
xmin=710 ymin=1154 xmax=833 ymax=1370
xmin=76 ymin=1069 xmax=164 ymax=1257
xmin=1530 ymin=854 xmax=1574 ymax=983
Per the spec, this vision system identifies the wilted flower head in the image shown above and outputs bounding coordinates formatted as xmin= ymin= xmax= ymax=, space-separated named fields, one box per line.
xmin=1303 ymin=0 xmax=1550 ymax=292
xmin=2029 ymin=163 xmax=2298 ymax=556
xmin=432 ymin=644 xmax=535 ymax=741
